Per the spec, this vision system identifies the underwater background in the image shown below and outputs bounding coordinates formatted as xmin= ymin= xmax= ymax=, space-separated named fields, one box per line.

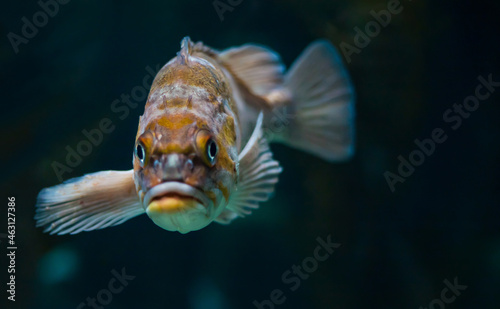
xmin=1 ymin=0 xmax=500 ymax=308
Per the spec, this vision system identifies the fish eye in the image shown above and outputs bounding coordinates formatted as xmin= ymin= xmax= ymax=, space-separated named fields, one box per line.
xmin=195 ymin=130 xmax=218 ymax=167
xmin=135 ymin=143 xmax=146 ymax=166
xmin=206 ymin=139 xmax=218 ymax=163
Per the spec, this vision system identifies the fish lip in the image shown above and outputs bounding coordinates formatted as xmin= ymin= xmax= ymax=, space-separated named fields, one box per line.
xmin=143 ymin=182 xmax=211 ymax=210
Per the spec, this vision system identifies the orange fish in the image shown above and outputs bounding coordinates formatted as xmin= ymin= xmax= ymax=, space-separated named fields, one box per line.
xmin=35 ymin=37 xmax=355 ymax=234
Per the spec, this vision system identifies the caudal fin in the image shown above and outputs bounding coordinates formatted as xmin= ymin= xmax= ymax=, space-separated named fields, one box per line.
xmin=277 ymin=40 xmax=355 ymax=162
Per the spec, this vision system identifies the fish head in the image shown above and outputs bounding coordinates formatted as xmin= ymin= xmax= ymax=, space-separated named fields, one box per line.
xmin=133 ymin=42 xmax=239 ymax=233
xmin=133 ymin=114 xmax=237 ymax=233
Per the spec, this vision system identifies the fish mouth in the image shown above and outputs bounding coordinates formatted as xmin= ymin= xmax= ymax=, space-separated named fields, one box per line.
xmin=143 ymin=182 xmax=212 ymax=214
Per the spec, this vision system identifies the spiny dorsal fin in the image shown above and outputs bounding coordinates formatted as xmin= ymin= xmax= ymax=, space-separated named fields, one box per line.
xmin=178 ymin=36 xmax=194 ymax=65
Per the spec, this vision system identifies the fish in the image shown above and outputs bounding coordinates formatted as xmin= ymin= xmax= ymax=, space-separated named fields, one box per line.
xmin=35 ymin=36 xmax=355 ymax=234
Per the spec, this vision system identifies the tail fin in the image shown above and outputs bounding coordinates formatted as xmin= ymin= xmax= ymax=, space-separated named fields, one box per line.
xmin=276 ymin=40 xmax=355 ymax=162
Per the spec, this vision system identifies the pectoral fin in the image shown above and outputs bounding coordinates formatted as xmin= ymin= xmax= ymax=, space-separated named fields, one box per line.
xmin=35 ymin=170 xmax=144 ymax=235
xmin=215 ymin=113 xmax=282 ymax=223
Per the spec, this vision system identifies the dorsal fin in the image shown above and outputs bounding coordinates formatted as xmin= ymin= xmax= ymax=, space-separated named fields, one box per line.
xmin=219 ymin=44 xmax=285 ymax=96
xmin=177 ymin=37 xmax=194 ymax=65
xmin=218 ymin=44 xmax=288 ymax=110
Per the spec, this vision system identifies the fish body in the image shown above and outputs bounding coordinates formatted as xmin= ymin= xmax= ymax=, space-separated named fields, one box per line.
xmin=35 ymin=37 xmax=355 ymax=234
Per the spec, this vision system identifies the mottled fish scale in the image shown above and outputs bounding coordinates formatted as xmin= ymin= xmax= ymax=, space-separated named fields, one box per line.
xmin=34 ymin=36 xmax=353 ymax=235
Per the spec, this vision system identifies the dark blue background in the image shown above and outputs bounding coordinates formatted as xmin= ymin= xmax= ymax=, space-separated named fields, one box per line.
xmin=1 ymin=0 xmax=499 ymax=308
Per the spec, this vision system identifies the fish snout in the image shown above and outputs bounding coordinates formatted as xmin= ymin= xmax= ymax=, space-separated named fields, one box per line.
xmin=154 ymin=153 xmax=194 ymax=181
